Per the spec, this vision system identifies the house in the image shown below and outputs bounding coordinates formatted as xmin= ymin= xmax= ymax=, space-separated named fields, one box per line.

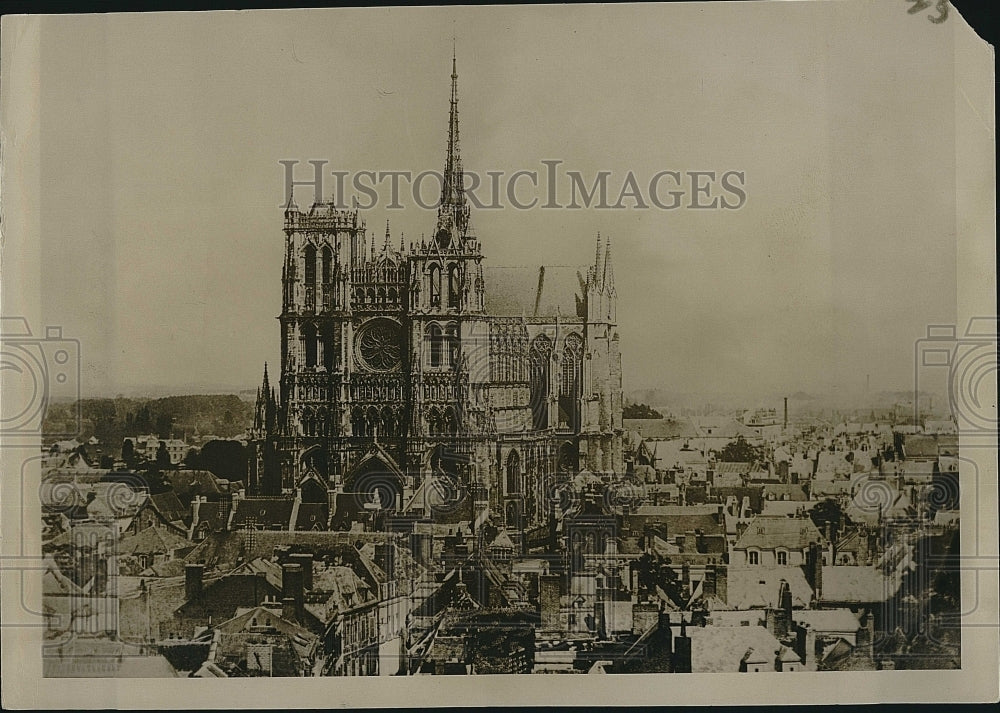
xmin=118 ymin=526 xmax=195 ymax=574
xmin=195 ymin=605 xmax=322 ymax=677
xmin=732 ymin=515 xmax=825 ymax=566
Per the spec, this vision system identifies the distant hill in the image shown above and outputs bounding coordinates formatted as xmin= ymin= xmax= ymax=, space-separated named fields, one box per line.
xmin=42 ymin=394 xmax=254 ymax=453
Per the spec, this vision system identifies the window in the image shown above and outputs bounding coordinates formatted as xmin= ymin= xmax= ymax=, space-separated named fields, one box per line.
xmin=506 ymin=450 xmax=521 ymax=494
xmin=777 ymin=550 xmax=788 ymax=565
xmin=428 ymin=324 xmax=443 ymax=367
xmin=429 ymin=265 xmax=441 ymax=307
xmin=749 ymin=550 xmax=759 ymax=565
xmin=447 ymin=264 xmax=460 ymax=308
xmin=446 ymin=323 xmax=459 ymax=366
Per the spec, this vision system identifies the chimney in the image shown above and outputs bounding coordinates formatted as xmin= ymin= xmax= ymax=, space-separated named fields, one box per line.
xmin=673 ymin=619 xmax=692 ymax=673
xmin=375 ymin=543 xmax=396 ymax=580
xmin=658 ymin=612 xmax=674 ymax=660
xmin=539 ymin=575 xmax=562 ymax=631
xmin=716 ymin=564 xmax=729 ymax=605
xmin=804 ymin=542 xmax=823 ymax=600
xmin=282 ymin=563 xmax=304 ymax=621
xmin=703 ymin=563 xmax=717 ymax=598
xmin=281 ymin=596 xmax=297 ymax=623
xmin=768 ymin=579 xmax=792 ymax=639
xmin=185 ymin=563 xmax=205 ymax=601
xmin=289 ymin=553 xmax=313 ymax=591
xmin=681 ymin=562 xmax=690 ymax=594
xmin=793 ymin=622 xmax=816 ymax=669
xmin=631 ymin=602 xmax=659 ymax=635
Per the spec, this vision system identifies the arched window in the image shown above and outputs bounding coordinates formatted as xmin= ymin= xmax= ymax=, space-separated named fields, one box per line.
xmin=749 ymin=550 xmax=760 ymax=565
xmin=506 ymin=450 xmax=521 ymax=494
xmin=559 ymin=333 xmax=584 ymax=431
xmin=447 ymin=264 xmax=460 ymax=308
xmin=427 ymin=407 xmax=441 ymax=437
xmin=776 ymin=550 xmax=788 ymax=566
xmin=443 ymin=406 xmax=458 ymax=435
xmin=301 ymin=323 xmax=318 ymax=368
xmin=381 ymin=407 xmax=395 ymax=438
xmin=428 ymin=324 xmax=443 ymax=367
xmin=321 ymin=324 xmax=336 ymax=371
xmin=529 ymin=335 xmax=553 ymax=430
xmin=304 ymin=245 xmax=316 ymax=284
xmin=429 ymin=264 xmax=441 ymax=307
xmin=304 ymin=245 xmax=317 ymax=309
xmin=446 ymin=323 xmax=459 ymax=367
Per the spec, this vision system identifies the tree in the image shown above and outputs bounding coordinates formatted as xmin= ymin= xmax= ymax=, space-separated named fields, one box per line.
xmin=809 ymin=498 xmax=850 ymax=543
xmin=718 ymin=436 xmax=764 ymax=466
xmin=121 ymin=438 xmax=136 ymax=467
xmin=156 ymin=441 xmax=172 ymax=467
xmin=198 ymin=439 xmax=249 ymax=482
xmin=622 ymin=402 xmax=664 ymax=419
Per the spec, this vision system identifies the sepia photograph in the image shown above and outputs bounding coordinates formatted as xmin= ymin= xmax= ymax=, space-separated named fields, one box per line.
xmin=0 ymin=1 xmax=996 ymax=707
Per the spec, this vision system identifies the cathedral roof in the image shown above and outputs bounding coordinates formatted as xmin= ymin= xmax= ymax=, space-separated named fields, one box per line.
xmin=484 ymin=265 xmax=586 ymax=318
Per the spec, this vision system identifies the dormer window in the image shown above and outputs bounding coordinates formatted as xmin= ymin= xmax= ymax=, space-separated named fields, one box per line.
xmin=748 ymin=550 xmax=760 ymax=565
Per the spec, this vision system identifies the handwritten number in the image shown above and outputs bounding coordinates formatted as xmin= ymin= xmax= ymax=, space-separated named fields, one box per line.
xmin=907 ymin=0 xmax=931 ymax=15
xmin=928 ymin=0 xmax=949 ymax=23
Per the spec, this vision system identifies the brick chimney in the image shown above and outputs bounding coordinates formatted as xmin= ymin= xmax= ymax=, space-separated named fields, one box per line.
xmin=703 ymin=563 xmax=717 ymax=598
xmin=539 ymin=575 xmax=562 ymax=631
xmin=767 ymin=579 xmax=792 ymax=639
xmin=281 ymin=563 xmax=304 ymax=622
xmin=716 ymin=564 xmax=729 ymax=605
xmin=289 ymin=553 xmax=313 ymax=591
xmin=185 ymin=563 xmax=204 ymax=601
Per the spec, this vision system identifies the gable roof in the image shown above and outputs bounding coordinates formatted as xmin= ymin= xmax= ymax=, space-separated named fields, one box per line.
xmin=734 ymin=515 xmax=824 ymax=551
xmin=231 ymin=497 xmax=294 ymax=531
xmin=687 ymin=625 xmax=783 ymax=672
xmin=119 ymin=526 xmax=193 ymax=556
xmin=723 ymin=566 xmax=814 ymax=609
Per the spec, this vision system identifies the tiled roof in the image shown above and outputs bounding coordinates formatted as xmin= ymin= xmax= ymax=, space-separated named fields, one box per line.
xmin=723 ymin=566 xmax=813 ymax=609
xmin=294 ymin=502 xmax=329 ymax=531
xmin=119 ymin=526 xmax=193 ymax=556
xmin=761 ymin=484 xmax=808 ymax=502
xmin=820 ymin=565 xmax=898 ymax=603
xmin=734 ymin=515 xmax=823 ymax=551
xmin=792 ymin=608 xmax=861 ymax=633
xmin=623 ymin=418 xmax=698 ymax=439
xmin=686 ymin=625 xmax=783 ymax=672
xmin=231 ymin=497 xmax=294 ymax=530
xmin=716 ymin=462 xmax=752 ymax=474
xmin=149 ymin=491 xmax=189 ymax=525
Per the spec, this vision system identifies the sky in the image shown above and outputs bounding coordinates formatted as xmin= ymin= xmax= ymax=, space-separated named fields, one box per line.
xmin=26 ymin=2 xmax=962 ymax=401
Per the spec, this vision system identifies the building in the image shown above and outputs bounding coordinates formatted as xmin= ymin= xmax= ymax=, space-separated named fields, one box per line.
xmin=248 ymin=55 xmax=624 ymax=534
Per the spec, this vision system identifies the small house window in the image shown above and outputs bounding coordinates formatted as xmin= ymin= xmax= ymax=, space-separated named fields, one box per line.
xmin=777 ymin=550 xmax=788 ymax=565
xmin=749 ymin=550 xmax=759 ymax=565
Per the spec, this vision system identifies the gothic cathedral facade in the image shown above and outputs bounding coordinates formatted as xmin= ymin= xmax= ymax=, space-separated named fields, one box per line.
xmin=249 ymin=56 xmax=624 ymax=532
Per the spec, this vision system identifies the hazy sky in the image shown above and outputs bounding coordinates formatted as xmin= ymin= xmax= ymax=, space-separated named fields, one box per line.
xmin=28 ymin=2 xmax=961 ymax=400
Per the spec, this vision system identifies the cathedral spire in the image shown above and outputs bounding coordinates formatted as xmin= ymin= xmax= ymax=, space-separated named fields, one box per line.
xmin=594 ymin=233 xmax=603 ymax=280
xmin=434 ymin=47 xmax=470 ymax=247
xmin=603 ymin=238 xmax=615 ymax=292
xmin=384 ymin=219 xmax=391 ymax=253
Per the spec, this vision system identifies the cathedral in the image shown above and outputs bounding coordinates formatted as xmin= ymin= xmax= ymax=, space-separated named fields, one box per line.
xmin=249 ymin=55 xmax=624 ymax=533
